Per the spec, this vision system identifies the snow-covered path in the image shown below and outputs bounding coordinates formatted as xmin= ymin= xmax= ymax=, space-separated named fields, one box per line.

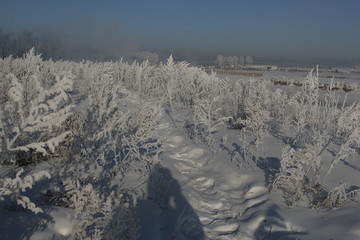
xmin=155 ymin=109 xmax=272 ymax=239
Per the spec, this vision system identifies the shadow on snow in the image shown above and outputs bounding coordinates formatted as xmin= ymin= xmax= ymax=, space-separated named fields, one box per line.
xmin=254 ymin=204 xmax=307 ymax=240
xmin=137 ymin=163 xmax=205 ymax=239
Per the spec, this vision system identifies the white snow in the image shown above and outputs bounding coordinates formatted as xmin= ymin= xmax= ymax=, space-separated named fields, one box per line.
xmin=212 ymin=223 xmax=239 ymax=233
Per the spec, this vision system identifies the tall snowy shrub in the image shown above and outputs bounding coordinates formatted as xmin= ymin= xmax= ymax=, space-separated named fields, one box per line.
xmin=0 ymin=62 xmax=75 ymax=164
xmin=272 ymin=145 xmax=322 ymax=206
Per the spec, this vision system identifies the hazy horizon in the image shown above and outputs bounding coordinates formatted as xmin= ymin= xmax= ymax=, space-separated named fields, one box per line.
xmin=1 ymin=0 xmax=360 ymax=67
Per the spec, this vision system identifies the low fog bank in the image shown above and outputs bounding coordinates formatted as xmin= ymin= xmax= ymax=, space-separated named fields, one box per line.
xmin=1 ymin=27 xmax=359 ymax=68
xmin=0 ymin=27 xmax=162 ymax=64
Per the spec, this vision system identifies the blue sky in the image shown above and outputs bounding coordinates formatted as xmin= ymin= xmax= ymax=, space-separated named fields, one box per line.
xmin=1 ymin=0 xmax=359 ymax=65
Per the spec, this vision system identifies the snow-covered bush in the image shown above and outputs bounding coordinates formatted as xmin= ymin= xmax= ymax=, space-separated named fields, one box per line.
xmin=268 ymin=88 xmax=291 ymax=129
xmin=347 ymin=188 xmax=360 ymax=203
xmin=272 ymin=145 xmax=322 ymax=206
xmin=0 ymin=68 xmax=75 ymax=165
xmin=61 ymin=174 xmax=139 ymax=240
xmin=154 ymin=55 xmax=180 ymax=106
xmin=122 ymin=60 xmax=155 ymax=96
xmin=321 ymin=183 xmax=360 ymax=209
xmin=190 ymin=96 xmax=231 ymax=142
xmin=0 ymin=168 xmax=51 ymax=214
xmin=322 ymin=183 xmax=348 ymax=208
xmin=85 ymin=73 xmax=124 ymax=141
xmin=60 ymin=103 xmax=157 ymax=238
xmin=222 ymin=79 xmax=272 ymax=164
xmin=50 ymin=60 xmax=161 ymax=238
xmin=270 ymin=77 xmax=360 ymax=207
xmin=287 ymin=67 xmax=341 ymax=149
xmin=321 ymin=102 xmax=360 ymax=184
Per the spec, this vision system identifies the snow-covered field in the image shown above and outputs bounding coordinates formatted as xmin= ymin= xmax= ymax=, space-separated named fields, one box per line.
xmin=221 ymin=67 xmax=360 ymax=106
xmin=0 ymin=51 xmax=360 ymax=239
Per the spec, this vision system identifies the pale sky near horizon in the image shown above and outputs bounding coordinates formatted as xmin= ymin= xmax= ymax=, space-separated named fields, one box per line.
xmin=1 ymin=0 xmax=359 ymax=65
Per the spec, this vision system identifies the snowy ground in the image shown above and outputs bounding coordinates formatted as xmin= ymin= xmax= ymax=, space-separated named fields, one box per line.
xmin=1 ymin=61 xmax=360 ymax=240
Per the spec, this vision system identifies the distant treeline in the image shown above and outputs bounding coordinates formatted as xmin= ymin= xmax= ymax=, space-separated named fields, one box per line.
xmin=0 ymin=28 xmax=62 ymax=59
